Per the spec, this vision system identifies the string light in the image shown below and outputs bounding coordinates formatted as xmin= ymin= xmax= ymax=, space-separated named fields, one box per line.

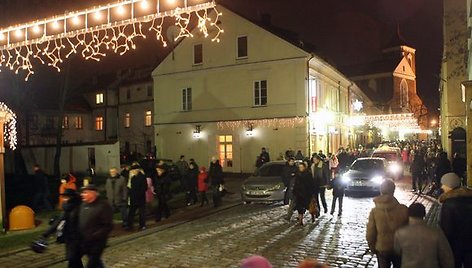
xmin=0 ymin=102 xmax=17 ymax=150
xmin=0 ymin=0 xmax=223 ymax=81
xmin=116 ymin=5 xmax=126 ymax=15
xmin=140 ymin=0 xmax=150 ymax=9
xmin=217 ymin=117 xmax=305 ymax=131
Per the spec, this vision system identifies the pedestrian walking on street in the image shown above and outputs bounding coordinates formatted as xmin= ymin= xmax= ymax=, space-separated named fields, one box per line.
xmin=311 ymin=155 xmax=330 ymax=214
xmin=197 ymin=166 xmax=209 ymax=206
xmin=185 ymin=162 xmax=199 ymax=206
xmin=176 ymin=155 xmax=190 ymax=191
xmin=435 ymin=152 xmax=451 ymax=185
xmin=106 ymin=167 xmax=128 ymax=228
xmin=293 ymin=162 xmax=315 ymax=225
xmin=366 ymin=179 xmax=408 ymax=268
xmin=282 ymin=158 xmax=297 ymax=206
xmin=32 ymin=164 xmax=53 ymax=212
xmin=410 ymin=151 xmax=426 ymax=193
xmin=439 ymin=172 xmax=472 ymax=268
xmin=154 ymin=165 xmax=171 ymax=222
xmin=394 ymin=203 xmax=454 ymax=268
xmin=127 ymin=164 xmax=148 ymax=230
xmin=37 ymin=189 xmax=82 ymax=267
xmin=209 ymin=157 xmax=224 ymax=208
xmin=78 ymin=185 xmax=113 ymax=268
xmin=329 ymin=174 xmax=345 ymax=216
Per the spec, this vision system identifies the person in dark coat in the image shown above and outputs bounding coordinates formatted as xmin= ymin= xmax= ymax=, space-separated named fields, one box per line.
xmin=154 ymin=165 xmax=171 ymax=222
xmin=209 ymin=157 xmax=224 ymax=208
xmin=106 ymin=167 xmax=128 ymax=228
xmin=32 ymin=164 xmax=52 ymax=212
xmin=185 ymin=162 xmax=199 ymax=206
xmin=78 ymin=185 xmax=113 ymax=268
xmin=311 ymin=155 xmax=330 ymax=214
xmin=329 ymin=174 xmax=346 ymax=216
xmin=410 ymin=151 xmax=426 ymax=193
xmin=293 ymin=163 xmax=315 ymax=226
xmin=435 ymin=152 xmax=451 ymax=185
xmin=282 ymin=158 xmax=297 ymax=206
xmin=439 ymin=173 xmax=472 ymax=268
xmin=259 ymin=147 xmax=271 ymax=164
xmin=336 ymin=148 xmax=350 ymax=173
xmin=40 ymin=189 xmax=82 ymax=267
xmin=451 ymin=153 xmax=466 ymax=185
xmin=127 ymin=165 xmax=148 ymax=230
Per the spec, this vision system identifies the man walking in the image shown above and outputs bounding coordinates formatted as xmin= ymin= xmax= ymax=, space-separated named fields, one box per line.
xmin=127 ymin=164 xmax=148 ymax=230
xmin=176 ymin=155 xmax=189 ymax=191
xmin=439 ymin=172 xmax=472 ymax=268
xmin=106 ymin=167 xmax=128 ymax=228
xmin=78 ymin=185 xmax=113 ymax=268
xmin=366 ymin=180 xmax=408 ymax=268
xmin=311 ymin=155 xmax=329 ymax=214
xmin=394 ymin=203 xmax=454 ymax=268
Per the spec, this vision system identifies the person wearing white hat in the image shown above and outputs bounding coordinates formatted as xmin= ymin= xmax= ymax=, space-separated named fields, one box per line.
xmin=439 ymin=172 xmax=472 ymax=268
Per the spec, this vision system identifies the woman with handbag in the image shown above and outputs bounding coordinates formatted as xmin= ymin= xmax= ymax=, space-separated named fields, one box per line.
xmin=293 ymin=162 xmax=315 ymax=226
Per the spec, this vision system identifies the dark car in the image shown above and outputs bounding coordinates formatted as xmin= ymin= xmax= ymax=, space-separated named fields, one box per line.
xmin=342 ymin=157 xmax=390 ymax=194
xmin=241 ymin=161 xmax=287 ymax=204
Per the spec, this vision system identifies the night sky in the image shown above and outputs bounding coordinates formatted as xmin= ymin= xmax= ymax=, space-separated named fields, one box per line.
xmin=0 ymin=0 xmax=443 ymax=115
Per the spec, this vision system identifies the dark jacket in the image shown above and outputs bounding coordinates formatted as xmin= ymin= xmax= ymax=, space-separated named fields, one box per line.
xmin=105 ymin=174 xmax=127 ymax=207
xmin=260 ymin=151 xmax=270 ymax=164
xmin=282 ymin=163 xmax=297 ymax=187
xmin=186 ymin=166 xmax=199 ymax=191
xmin=209 ymin=161 xmax=223 ymax=186
xmin=312 ymin=161 xmax=330 ymax=189
xmin=43 ymin=195 xmax=81 ymax=244
xmin=452 ymin=156 xmax=466 ymax=178
xmin=153 ymin=171 xmax=171 ymax=199
xmin=410 ymin=153 xmax=426 ymax=176
xmin=78 ymin=197 xmax=113 ymax=253
xmin=435 ymin=154 xmax=451 ymax=183
xmin=439 ymin=187 xmax=472 ymax=255
xmin=293 ymin=170 xmax=315 ymax=210
xmin=330 ymin=176 xmax=345 ymax=197
xmin=128 ymin=168 xmax=148 ymax=206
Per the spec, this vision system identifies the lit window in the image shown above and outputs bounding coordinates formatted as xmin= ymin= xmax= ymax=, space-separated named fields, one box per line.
xmin=124 ymin=113 xmax=131 ymax=128
xmin=237 ymin=36 xmax=248 ymax=58
xmin=96 ymin=93 xmax=104 ymax=104
xmin=62 ymin=116 xmax=69 ymax=129
xmin=75 ymin=116 xmax=83 ymax=129
xmin=95 ymin=116 xmax=104 ymax=131
xmin=182 ymin=88 xmax=192 ymax=111
xmin=218 ymin=135 xmax=233 ymax=168
xmin=193 ymin=44 xmax=203 ymax=65
xmin=145 ymin=111 xmax=152 ymax=127
xmin=254 ymin=80 xmax=268 ymax=106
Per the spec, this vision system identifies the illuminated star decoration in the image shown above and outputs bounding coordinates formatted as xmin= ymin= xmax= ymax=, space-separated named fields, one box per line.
xmin=352 ymin=99 xmax=363 ymax=112
xmin=0 ymin=102 xmax=17 ymax=150
xmin=0 ymin=0 xmax=223 ymax=81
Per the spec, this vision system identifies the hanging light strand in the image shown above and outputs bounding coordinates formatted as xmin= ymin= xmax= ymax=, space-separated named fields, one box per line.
xmin=0 ymin=102 xmax=17 ymax=150
xmin=0 ymin=0 xmax=223 ymax=81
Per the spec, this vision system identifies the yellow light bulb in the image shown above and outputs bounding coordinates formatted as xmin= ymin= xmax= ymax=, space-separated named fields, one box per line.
xmin=116 ymin=5 xmax=126 ymax=15
xmin=94 ymin=11 xmax=102 ymax=20
xmin=140 ymin=0 xmax=149 ymax=9
xmin=52 ymin=20 xmax=60 ymax=29
xmin=167 ymin=0 xmax=176 ymax=5
xmin=32 ymin=25 xmax=41 ymax=33
xmin=0 ymin=33 xmax=5 ymax=41
xmin=14 ymin=29 xmax=23 ymax=38
xmin=72 ymin=16 xmax=80 ymax=25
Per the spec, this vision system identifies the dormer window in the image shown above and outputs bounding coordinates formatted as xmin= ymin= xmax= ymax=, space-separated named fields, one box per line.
xmin=96 ymin=93 xmax=104 ymax=104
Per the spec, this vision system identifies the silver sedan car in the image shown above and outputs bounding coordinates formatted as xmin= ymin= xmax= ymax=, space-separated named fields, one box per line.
xmin=241 ymin=161 xmax=287 ymax=203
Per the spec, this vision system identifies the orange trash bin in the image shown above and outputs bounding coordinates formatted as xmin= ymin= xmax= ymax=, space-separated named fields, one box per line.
xmin=9 ymin=205 xmax=35 ymax=231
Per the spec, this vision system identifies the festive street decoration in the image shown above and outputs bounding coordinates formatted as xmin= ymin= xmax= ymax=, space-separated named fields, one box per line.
xmin=0 ymin=0 xmax=223 ymax=80
xmin=0 ymin=103 xmax=16 ymax=150
xmin=363 ymin=113 xmax=420 ymax=131
xmin=217 ymin=117 xmax=305 ymax=131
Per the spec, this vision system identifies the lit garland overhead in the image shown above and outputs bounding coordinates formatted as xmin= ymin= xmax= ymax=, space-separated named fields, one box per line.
xmin=217 ymin=117 xmax=305 ymax=131
xmin=0 ymin=103 xmax=17 ymax=150
xmin=363 ymin=113 xmax=420 ymax=131
xmin=0 ymin=0 xmax=223 ymax=81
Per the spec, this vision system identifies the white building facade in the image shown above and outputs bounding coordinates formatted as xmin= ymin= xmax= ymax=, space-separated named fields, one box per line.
xmin=153 ymin=6 xmax=370 ymax=173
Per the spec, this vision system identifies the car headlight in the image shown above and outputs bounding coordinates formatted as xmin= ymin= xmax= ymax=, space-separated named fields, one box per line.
xmin=341 ymin=174 xmax=351 ymax=184
xmin=371 ymin=176 xmax=384 ymax=184
xmin=388 ymin=163 xmax=401 ymax=173
xmin=267 ymin=183 xmax=284 ymax=191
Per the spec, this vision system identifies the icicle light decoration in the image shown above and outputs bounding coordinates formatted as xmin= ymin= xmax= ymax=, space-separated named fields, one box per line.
xmin=0 ymin=0 xmax=223 ymax=81
xmin=0 ymin=102 xmax=17 ymax=150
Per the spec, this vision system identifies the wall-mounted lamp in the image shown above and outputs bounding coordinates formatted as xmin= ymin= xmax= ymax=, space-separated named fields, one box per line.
xmin=246 ymin=123 xmax=254 ymax=136
xmin=193 ymin=125 xmax=201 ymax=139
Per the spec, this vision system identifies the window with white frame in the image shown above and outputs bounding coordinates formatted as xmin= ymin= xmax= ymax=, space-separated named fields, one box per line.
xmin=96 ymin=93 xmax=104 ymax=104
xmin=145 ymin=111 xmax=152 ymax=127
xmin=254 ymin=80 xmax=267 ymax=106
xmin=182 ymin=88 xmax=192 ymax=111
xmin=237 ymin=36 xmax=248 ymax=58
xmin=193 ymin=44 xmax=203 ymax=65
xmin=75 ymin=116 xmax=83 ymax=129
xmin=124 ymin=113 xmax=131 ymax=128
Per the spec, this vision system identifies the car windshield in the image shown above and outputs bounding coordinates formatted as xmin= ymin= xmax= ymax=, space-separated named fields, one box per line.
xmin=372 ymin=152 xmax=398 ymax=161
xmin=258 ymin=164 xmax=284 ymax=177
xmin=351 ymin=160 xmax=384 ymax=172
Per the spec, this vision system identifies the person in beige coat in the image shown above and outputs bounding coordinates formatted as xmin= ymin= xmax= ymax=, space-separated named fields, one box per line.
xmin=366 ymin=179 xmax=408 ymax=268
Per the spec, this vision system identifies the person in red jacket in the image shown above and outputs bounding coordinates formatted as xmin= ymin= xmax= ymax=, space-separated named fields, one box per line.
xmin=198 ymin=167 xmax=209 ymax=207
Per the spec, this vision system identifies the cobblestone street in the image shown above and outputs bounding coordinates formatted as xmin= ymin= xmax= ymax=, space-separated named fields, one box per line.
xmin=0 ymin=177 xmax=439 ymax=268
